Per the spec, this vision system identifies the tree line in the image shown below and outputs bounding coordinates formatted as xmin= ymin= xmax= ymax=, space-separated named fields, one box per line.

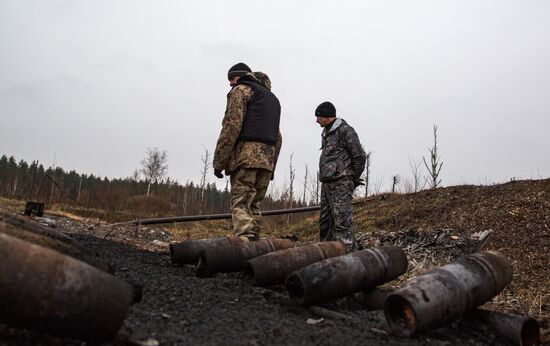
xmin=0 ymin=154 xmax=305 ymax=222
xmin=0 ymin=125 xmax=443 ymax=221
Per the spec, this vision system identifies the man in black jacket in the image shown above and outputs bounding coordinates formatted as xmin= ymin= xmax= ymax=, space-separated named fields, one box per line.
xmin=316 ymin=101 xmax=366 ymax=251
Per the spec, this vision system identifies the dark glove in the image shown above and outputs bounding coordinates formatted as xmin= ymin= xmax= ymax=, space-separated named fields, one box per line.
xmin=353 ymin=178 xmax=365 ymax=188
xmin=214 ymin=169 xmax=224 ymax=179
xmin=270 ymin=173 xmax=274 ymax=181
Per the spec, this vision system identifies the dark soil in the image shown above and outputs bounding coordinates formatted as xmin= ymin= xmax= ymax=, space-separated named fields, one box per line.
xmin=0 ymin=232 xmax=514 ymax=346
xmin=1 ymin=179 xmax=549 ymax=345
xmin=351 ymin=179 xmax=550 ymax=319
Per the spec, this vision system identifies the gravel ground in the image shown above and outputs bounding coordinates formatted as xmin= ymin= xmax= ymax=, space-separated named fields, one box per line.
xmin=0 ymin=218 xmax=518 ymax=346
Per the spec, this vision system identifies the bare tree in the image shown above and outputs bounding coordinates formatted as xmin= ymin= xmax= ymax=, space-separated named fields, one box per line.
xmin=392 ymin=175 xmax=400 ymax=193
xmin=422 ymin=124 xmax=443 ymax=189
xmin=49 ymin=153 xmax=56 ymax=204
xmin=302 ymin=165 xmax=308 ymax=205
xmin=199 ymin=146 xmax=211 ymax=214
xmin=314 ymin=171 xmax=320 ymax=205
xmin=140 ymin=147 xmax=168 ymax=195
xmin=362 ymin=151 xmax=372 ymax=196
xmin=287 ymin=153 xmax=296 ymax=225
xmin=408 ymin=155 xmax=424 ymax=192
xmin=373 ymin=175 xmax=384 ymax=195
xmin=306 ymin=170 xmax=320 ymax=205
xmin=402 ymin=178 xmax=414 ymax=193
xmin=288 ymin=153 xmax=295 ymax=206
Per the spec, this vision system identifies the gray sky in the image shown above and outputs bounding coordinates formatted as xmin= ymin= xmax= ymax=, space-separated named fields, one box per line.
xmin=1 ymin=0 xmax=549 ymax=195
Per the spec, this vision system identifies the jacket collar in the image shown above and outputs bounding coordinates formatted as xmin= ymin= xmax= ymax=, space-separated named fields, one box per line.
xmin=322 ymin=118 xmax=343 ymax=137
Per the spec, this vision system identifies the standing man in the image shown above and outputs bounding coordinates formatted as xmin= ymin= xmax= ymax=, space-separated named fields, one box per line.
xmin=315 ymin=101 xmax=366 ymax=252
xmin=213 ymin=63 xmax=282 ymax=241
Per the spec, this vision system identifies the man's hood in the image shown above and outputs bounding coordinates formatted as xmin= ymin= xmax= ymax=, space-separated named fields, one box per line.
xmin=238 ymin=72 xmax=272 ymax=90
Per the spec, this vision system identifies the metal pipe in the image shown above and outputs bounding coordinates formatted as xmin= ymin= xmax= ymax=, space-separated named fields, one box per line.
xmin=44 ymin=174 xmax=81 ymax=206
xmin=472 ymin=309 xmax=541 ymax=346
xmin=383 ymin=251 xmax=513 ymax=336
xmin=107 ymin=199 xmax=372 ymax=228
xmin=196 ymin=238 xmax=294 ymax=277
xmin=286 ymin=246 xmax=407 ymax=306
xmin=243 ymin=241 xmax=347 ymax=287
xmin=0 ymin=223 xmax=112 ymax=273
xmin=0 ymin=233 xmax=137 ymax=341
xmin=109 ymin=205 xmax=322 ymax=227
xmin=169 ymin=236 xmax=249 ymax=265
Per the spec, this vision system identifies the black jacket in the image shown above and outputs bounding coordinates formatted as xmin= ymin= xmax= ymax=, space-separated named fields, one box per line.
xmin=319 ymin=118 xmax=366 ymax=183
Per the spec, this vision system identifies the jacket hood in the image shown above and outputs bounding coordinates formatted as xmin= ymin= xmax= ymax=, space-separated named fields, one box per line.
xmin=238 ymin=72 xmax=272 ymax=90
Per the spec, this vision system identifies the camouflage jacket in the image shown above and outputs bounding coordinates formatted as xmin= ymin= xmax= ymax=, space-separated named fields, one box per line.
xmin=319 ymin=118 xmax=366 ymax=183
xmin=213 ymin=72 xmax=282 ymax=175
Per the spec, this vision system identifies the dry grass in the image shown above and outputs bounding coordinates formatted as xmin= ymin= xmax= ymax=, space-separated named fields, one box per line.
xmin=2 ymin=180 xmax=548 ymax=341
xmin=0 ymin=197 xmax=25 ymax=211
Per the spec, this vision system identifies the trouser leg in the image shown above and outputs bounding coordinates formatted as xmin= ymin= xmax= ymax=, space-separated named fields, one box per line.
xmin=320 ymin=176 xmax=357 ymax=251
xmin=249 ymin=169 xmax=272 ymax=235
xmin=230 ymin=168 xmax=270 ymax=238
xmin=319 ymin=182 xmax=335 ymax=241
xmin=230 ymin=168 xmax=255 ymax=236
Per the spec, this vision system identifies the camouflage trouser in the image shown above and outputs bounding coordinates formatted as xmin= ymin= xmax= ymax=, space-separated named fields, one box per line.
xmin=230 ymin=168 xmax=272 ymax=238
xmin=319 ymin=175 xmax=358 ymax=252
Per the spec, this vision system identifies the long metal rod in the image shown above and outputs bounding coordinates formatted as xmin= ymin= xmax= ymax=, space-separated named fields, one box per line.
xmin=109 ymin=205 xmax=322 ymax=227
xmin=45 ymin=174 xmax=81 ymax=206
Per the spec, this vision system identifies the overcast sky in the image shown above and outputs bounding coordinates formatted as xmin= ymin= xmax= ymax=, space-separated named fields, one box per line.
xmin=1 ymin=1 xmax=549 ymax=195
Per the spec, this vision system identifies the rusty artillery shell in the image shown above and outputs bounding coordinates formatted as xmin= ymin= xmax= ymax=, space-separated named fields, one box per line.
xmin=169 ymin=236 xmax=249 ymax=265
xmin=243 ymin=240 xmax=346 ymax=287
xmin=0 ymin=233 xmax=137 ymax=341
xmin=286 ymin=246 xmax=407 ymax=306
xmin=196 ymin=238 xmax=294 ymax=277
xmin=473 ymin=309 xmax=541 ymax=346
xmin=383 ymin=251 xmax=513 ymax=336
xmin=0 ymin=221 xmax=112 ymax=273
xmin=0 ymin=210 xmax=97 ymax=256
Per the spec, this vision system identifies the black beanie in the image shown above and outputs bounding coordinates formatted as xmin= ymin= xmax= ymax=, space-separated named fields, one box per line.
xmin=228 ymin=62 xmax=251 ymax=79
xmin=315 ymin=101 xmax=336 ymax=117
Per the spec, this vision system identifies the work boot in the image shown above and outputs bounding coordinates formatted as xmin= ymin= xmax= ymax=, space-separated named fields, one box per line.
xmin=237 ymin=232 xmax=260 ymax=241
xmin=341 ymin=239 xmax=358 ymax=253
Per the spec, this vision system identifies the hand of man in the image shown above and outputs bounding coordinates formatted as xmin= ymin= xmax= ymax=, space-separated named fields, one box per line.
xmin=214 ymin=169 xmax=224 ymax=179
xmin=270 ymin=173 xmax=274 ymax=181
xmin=354 ymin=178 xmax=365 ymax=187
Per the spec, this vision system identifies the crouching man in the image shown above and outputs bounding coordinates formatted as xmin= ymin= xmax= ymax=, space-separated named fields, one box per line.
xmin=315 ymin=101 xmax=366 ymax=252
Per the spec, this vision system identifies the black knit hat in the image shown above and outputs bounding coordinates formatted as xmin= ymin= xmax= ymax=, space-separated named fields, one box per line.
xmin=315 ymin=101 xmax=336 ymax=117
xmin=228 ymin=62 xmax=251 ymax=80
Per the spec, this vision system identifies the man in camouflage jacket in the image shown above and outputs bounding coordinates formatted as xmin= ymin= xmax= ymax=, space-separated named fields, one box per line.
xmin=315 ymin=101 xmax=366 ymax=251
xmin=213 ymin=63 xmax=282 ymax=240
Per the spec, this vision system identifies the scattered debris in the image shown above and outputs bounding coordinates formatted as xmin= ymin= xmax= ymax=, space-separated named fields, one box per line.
xmin=309 ymin=306 xmax=355 ymax=321
xmin=151 ymin=239 xmax=169 ymax=248
xmin=306 ymin=318 xmax=324 ymax=325
xmin=470 ymin=229 xmax=494 ymax=252
xmin=356 ymin=228 xmax=486 ymax=277
xmin=369 ymin=327 xmax=388 ymax=336
xmin=36 ymin=217 xmax=57 ymax=228
xmin=129 ymin=336 xmax=159 ymax=346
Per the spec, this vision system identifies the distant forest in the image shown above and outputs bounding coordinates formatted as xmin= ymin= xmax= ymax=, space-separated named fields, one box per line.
xmin=0 ymin=154 xmax=306 ymax=222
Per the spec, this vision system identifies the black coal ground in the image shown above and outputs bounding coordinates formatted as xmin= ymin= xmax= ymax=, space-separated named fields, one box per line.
xmin=0 ymin=233 xmax=511 ymax=346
